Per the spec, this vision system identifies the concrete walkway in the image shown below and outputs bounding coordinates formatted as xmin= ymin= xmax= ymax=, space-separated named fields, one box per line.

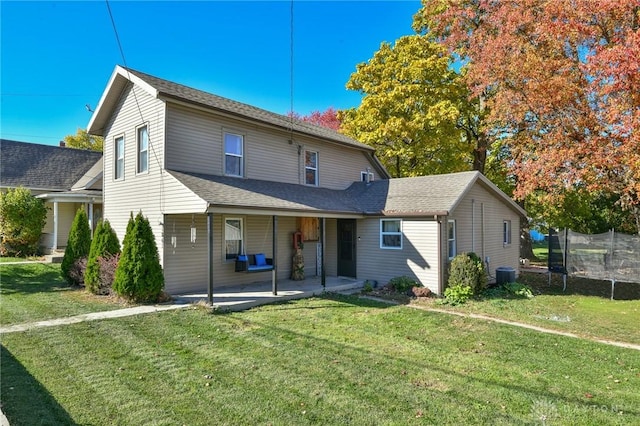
xmin=0 ymin=276 xmax=364 ymax=334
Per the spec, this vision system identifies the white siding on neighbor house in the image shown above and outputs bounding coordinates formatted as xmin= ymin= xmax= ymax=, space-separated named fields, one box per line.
xmin=102 ymin=84 xmax=167 ymax=266
xmin=357 ymin=218 xmax=440 ymax=294
xmin=164 ymin=103 xmax=380 ymax=190
xmin=163 ymin=213 xmax=324 ymax=294
xmin=41 ymin=202 xmax=80 ymax=248
xmin=449 ymin=183 xmax=521 ymax=281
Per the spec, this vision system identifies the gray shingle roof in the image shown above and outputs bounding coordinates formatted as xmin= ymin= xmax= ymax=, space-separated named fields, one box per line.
xmin=168 ymin=169 xmax=526 ymax=217
xmin=167 ymin=170 xmax=360 ymax=214
xmin=0 ymin=139 xmax=103 ymax=191
xmin=123 ymin=67 xmax=375 ymax=152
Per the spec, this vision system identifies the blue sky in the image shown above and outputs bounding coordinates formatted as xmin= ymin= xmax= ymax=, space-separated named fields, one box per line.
xmin=1 ymin=0 xmax=420 ymax=146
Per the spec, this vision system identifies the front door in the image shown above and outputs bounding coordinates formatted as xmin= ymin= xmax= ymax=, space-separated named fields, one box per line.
xmin=337 ymin=219 xmax=357 ymax=277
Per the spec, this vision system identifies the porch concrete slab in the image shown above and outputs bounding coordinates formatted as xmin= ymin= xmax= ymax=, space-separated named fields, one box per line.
xmin=173 ymin=276 xmax=364 ymax=311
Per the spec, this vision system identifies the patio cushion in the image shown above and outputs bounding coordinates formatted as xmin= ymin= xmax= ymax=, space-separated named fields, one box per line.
xmin=255 ymin=253 xmax=267 ymax=266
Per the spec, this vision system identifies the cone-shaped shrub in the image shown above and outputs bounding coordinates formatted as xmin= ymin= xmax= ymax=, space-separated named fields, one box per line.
xmin=61 ymin=208 xmax=92 ymax=285
xmin=85 ymin=219 xmax=121 ymax=294
xmin=113 ymin=211 xmax=164 ymax=302
xmin=447 ymin=252 xmax=487 ymax=295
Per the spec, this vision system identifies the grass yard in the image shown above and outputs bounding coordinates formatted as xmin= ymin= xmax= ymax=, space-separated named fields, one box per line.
xmin=0 ymin=263 xmax=130 ymax=325
xmin=2 ymin=294 xmax=639 ymax=425
xmin=411 ymin=272 xmax=640 ymax=345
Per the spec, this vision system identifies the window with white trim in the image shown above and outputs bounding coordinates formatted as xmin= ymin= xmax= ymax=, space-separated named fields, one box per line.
xmin=360 ymin=171 xmax=374 ymax=182
xmin=137 ymin=125 xmax=149 ymax=173
xmin=224 ymin=132 xmax=244 ymax=177
xmin=380 ymin=219 xmax=402 ymax=249
xmin=305 ymin=150 xmax=318 ymax=186
xmin=114 ymin=136 xmax=124 ymax=180
xmin=448 ymin=220 xmax=456 ymax=259
xmin=224 ymin=217 xmax=243 ymax=260
xmin=503 ymin=220 xmax=512 ymax=245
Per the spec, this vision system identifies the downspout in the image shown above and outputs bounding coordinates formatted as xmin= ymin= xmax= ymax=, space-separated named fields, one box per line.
xmin=471 ymin=199 xmax=475 ymax=253
xmin=436 ymin=215 xmax=443 ymax=295
xmin=481 ymin=203 xmax=486 ymax=264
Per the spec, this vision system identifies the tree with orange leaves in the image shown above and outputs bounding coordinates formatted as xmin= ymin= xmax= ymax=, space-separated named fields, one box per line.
xmin=414 ymin=0 xmax=640 ymax=233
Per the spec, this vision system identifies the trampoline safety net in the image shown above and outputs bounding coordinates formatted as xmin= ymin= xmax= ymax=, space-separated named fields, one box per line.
xmin=550 ymin=229 xmax=640 ymax=284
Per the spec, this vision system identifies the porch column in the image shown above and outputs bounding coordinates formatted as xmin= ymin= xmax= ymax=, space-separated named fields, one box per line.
xmin=321 ymin=217 xmax=326 ymax=289
xmin=272 ymin=215 xmax=278 ymax=295
xmin=207 ymin=212 xmax=214 ymax=305
xmin=52 ymin=201 xmax=59 ymax=251
xmin=88 ymin=202 xmax=94 ymax=234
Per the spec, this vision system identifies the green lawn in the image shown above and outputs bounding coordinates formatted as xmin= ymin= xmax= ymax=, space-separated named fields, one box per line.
xmin=0 ymin=263 xmax=129 ymax=325
xmin=413 ymin=272 xmax=640 ymax=345
xmin=2 ymin=294 xmax=640 ymax=425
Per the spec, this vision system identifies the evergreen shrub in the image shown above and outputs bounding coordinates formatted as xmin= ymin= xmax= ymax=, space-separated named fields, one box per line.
xmin=61 ymin=208 xmax=92 ymax=285
xmin=85 ymin=220 xmax=120 ymax=294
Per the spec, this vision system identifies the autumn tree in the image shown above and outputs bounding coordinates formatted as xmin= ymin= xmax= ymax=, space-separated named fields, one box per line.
xmin=64 ymin=128 xmax=103 ymax=152
xmin=339 ymin=35 xmax=486 ymax=177
xmin=413 ymin=0 xmax=640 ymax=233
xmin=0 ymin=187 xmax=47 ymax=256
xmin=289 ymin=107 xmax=341 ymax=131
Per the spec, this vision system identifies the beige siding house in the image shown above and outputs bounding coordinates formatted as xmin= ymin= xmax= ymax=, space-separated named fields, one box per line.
xmin=0 ymin=139 xmax=103 ymax=252
xmin=88 ymin=66 xmax=526 ymax=296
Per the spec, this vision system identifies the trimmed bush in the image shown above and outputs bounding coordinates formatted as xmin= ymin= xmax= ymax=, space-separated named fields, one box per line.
xmin=442 ymin=252 xmax=487 ymax=305
xmin=113 ymin=212 xmax=164 ymax=302
xmin=85 ymin=220 xmax=120 ymax=294
xmin=0 ymin=187 xmax=47 ymax=256
xmin=96 ymin=253 xmax=120 ymax=295
xmin=61 ymin=208 xmax=92 ymax=285
xmin=388 ymin=276 xmax=419 ymax=293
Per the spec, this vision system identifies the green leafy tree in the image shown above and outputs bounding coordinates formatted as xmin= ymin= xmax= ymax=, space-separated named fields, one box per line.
xmin=0 ymin=187 xmax=47 ymax=256
xmin=113 ymin=212 xmax=164 ymax=302
xmin=63 ymin=128 xmax=103 ymax=152
xmin=339 ymin=35 xmax=484 ymax=177
xmin=61 ymin=208 xmax=92 ymax=285
xmin=85 ymin=219 xmax=121 ymax=294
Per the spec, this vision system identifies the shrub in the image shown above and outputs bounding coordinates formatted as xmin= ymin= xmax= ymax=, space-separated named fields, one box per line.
xmin=442 ymin=284 xmax=474 ymax=305
xmin=0 ymin=187 xmax=48 ymax=256
xmin=447 ymin=252 xmax=487 ymax=295
xmin=68 ymin=257 xmax=88 ymax=287
xmin=411 ymin=286 xmax=432 ymax=298
xmin=61 ymin=209 xmax=92 ymax=285
xmin=113 ymin=212 xmax=164 ymax=302
xmin=95 ymin=253 xmax=120 ymax=295
xmin=85 ymin=220 xmax=120 ymax=294
xmin=484 ymin=282 xmax=534 ymax=299
xmin=388 ymin=276 xmax=419 ymax=293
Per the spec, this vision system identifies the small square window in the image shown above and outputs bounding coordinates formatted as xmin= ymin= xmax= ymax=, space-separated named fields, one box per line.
xmin=224 ymin=132 xmax=244 ymax=177
xmin=503 ymin=220 xmax=512 ymax=245
xmin=361 ymin=171 xmax=374 ymax=182
xmin=380 ymin=219 xmax=402 ymax=249
xmin=305 ymin=150 xmax=318 ymax=186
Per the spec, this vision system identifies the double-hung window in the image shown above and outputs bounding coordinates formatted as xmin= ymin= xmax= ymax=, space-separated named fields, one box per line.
xmin=137 ymin=125 xmax=149 ymax=174
xmin=224 ymin=132 xmax=244 ymax=177
xmin=448 ymin=220 xmax=456 ymax=259
xmin=380 ymin=219 xmax=402 ymax=249
xmin=503 ymin=220 xmax=512 ymax=245
xmin=224 ymin=217 xmax=243 ymax=260
xmin=114 ymin=136 xmax=124 ymax=180
xmin=305 ymin=150 xmax=318 ymax=186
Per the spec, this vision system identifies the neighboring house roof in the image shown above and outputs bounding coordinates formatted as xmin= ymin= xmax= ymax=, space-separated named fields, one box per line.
xmin=168 ymin=169 xmax=527 ymax=218
xmin=88 ymin=66 xmax=389 ymax=180
xmin=0 ymin=139 xmax=103 ymax=191
xmin=348 ymin=171 xmax=527 ymax=217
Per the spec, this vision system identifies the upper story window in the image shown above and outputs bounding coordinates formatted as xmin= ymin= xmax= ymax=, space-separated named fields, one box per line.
xmin=448 ymin=220 xmax=457 ymax=259
xmin=503 ymin=220 xmax=512 ymax=245
xmin=224 ymin=132 xmax=244 ymax=177
xmin=114 ymin=136 xmax=124 ymax=180
xmin=361 ymin=171 xmax=374 ymax=182
xmin=305 ymin=150 xmax=318 ymax=186
xmin=137 ymin=125 xmax=149 ymax=174
xmin=380 ymin=219 xmax=402 ymax=249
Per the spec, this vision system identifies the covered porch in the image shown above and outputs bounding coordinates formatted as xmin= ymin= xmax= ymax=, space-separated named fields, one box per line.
xmin=173 ymin=275 xmax=365 ymax=311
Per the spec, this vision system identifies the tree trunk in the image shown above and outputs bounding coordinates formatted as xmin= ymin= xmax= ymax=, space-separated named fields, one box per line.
xmin=518 ymin=199 xmax=536 ymax=260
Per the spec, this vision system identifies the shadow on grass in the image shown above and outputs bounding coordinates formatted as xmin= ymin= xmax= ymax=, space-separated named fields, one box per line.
xmin=1 ymin=345 xmax=78 ymax=425
xmin=0 ymin=264 xmax=70 ymax=295
xmin=519 ymin=271 xmax=640 ymax=300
